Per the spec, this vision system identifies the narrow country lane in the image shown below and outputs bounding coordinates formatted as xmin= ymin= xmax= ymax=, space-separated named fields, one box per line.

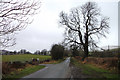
xmin=21 ymin=57 xmax=71 ymax=79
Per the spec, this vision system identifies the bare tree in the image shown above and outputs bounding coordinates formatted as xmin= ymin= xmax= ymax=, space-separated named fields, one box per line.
xmin=0 ymin=0 xmax=41 ymax=48
xmin=59 ymin=2 xmax=109 ymax=61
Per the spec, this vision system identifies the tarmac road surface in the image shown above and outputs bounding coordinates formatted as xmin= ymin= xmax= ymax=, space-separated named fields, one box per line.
xmin=21 ymin=57 xmax=71 ymax=79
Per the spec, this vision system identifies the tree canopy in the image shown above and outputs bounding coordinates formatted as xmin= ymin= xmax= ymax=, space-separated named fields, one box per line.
xmin=51 ymin=44 xmax=64 ymax=60
xmin=59 ymin=2 xmax=109 ymax=60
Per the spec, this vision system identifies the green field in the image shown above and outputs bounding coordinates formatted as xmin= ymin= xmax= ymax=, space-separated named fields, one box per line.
xmin=2 ymin=54 xmax=51 ymax=62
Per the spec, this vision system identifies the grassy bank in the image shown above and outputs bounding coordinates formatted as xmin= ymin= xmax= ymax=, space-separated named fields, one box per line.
xmin=71 ymin=57 xmax=119 ymax=79
xmin=2 ymin=54 xmax=51 ymax=62
xmin=42 ymin=58 xmax=66 ymax=64
xmin=3 ymin=65 xmax=45 ymax=80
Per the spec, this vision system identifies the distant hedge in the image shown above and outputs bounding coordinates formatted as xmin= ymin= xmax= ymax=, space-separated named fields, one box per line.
xmin=89 ymin=48 xmax=120 ymax=57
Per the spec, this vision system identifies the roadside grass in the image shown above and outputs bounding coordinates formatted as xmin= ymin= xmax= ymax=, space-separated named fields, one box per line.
xmin=53 ymin=58 xmax=66 ymax=64
xmin=42 ymin=58 xmax=66 ymax=64
xmin=71 ymin=57 xmax=119 ymax=79
xmin=3 ymin=65 xmax=45 ymax=80
xmin=2 ymin=54 xmax=51 ymax=62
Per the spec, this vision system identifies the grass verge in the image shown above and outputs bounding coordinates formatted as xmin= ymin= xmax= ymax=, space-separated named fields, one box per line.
xmin=2 ymin=65 xmax=45 ymax=80
xmin=71 ymin=57 xmax=119 ymax=79
xmin=52 ymin=58 xmax=66 ymax=64
xmin=42 ymin=58 xmax=66 ymax=64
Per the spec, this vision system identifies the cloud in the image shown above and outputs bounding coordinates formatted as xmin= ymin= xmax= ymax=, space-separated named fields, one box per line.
xmin=6 ymin=0 xmax=118 ymax=52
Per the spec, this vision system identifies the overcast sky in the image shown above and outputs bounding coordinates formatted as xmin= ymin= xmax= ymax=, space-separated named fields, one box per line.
xmin=6 ymin=0 xmax=118 ymax=53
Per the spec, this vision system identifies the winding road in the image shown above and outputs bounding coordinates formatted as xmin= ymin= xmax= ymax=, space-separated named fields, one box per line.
xmin=21 ymin=57 xmax=71 ymax=79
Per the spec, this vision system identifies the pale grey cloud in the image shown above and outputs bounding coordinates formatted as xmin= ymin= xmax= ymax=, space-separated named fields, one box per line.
xmin=6 ymin=0 xmax=118 ymax=52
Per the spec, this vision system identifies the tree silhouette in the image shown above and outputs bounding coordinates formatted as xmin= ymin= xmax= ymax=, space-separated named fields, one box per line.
xmin=51 ymin=44 xmax=64 ymax=60
xmin=59 ymin=2 xmax=109 ymax=61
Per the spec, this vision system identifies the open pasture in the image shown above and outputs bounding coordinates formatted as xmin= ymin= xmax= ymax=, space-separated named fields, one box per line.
xmin=2 ymin=54 xmax=51 ymax=62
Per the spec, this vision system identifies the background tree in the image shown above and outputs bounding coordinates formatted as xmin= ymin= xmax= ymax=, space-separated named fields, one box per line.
xmin=0 ymin=0 xmax=41 ymax=48
xmin=41 ymin=49 xmax=47 ymax=55
xmin=51 ymin=44 xmax=64 ymax=60
xmin=34 ymin=50 xmax=40 ymax=55
xmin=20 ymin=49 xmax=26 ymax=54
xmin=26 ymin=51 xmax=31 ymax=54
xmin=64 ymin=49 xmax=70 ymax=57
xmin=70 ymin=44 xmax=79 ymax=57
xmin=13 ymin=50 xmax=17 ymax=55
xmin=59 ymin=2 xmax=109 ymax=61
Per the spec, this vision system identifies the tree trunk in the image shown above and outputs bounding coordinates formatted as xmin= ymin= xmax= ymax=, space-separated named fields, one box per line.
xmin=82 ymin=46 xmax=88 ymax=61
xmin=82 ymin=20 xmax=89 ymax=61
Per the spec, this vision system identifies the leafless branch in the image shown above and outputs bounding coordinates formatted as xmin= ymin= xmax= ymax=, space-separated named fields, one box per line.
xmin=0 ymin=0 xmax=41 ymax=48
xmin=59 ymin=2 xmax=109 ymax=60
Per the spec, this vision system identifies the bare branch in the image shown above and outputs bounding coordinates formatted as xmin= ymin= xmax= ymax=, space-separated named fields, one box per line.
xmin=59 ymin=2 xmax=109 ymax=60
xmin=0 ymin=0 xmax=41 ymax=48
